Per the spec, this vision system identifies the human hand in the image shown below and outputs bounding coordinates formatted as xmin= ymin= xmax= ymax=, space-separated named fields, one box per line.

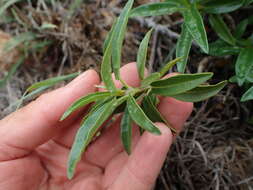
xmin=0 ymin=63 xmax=192 ymax=190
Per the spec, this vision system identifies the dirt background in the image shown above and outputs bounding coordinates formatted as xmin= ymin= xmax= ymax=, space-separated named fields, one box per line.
xmin=0 ymin=0 xmax=252 ymax=189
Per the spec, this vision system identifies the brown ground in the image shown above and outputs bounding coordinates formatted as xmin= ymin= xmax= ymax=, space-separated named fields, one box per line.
xmin=0 ymin=0 xmax=252 ymax=189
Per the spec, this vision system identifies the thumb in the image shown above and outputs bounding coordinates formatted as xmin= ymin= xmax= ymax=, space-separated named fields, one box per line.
xmin=112 ymin=123 xmax=173 ymax=190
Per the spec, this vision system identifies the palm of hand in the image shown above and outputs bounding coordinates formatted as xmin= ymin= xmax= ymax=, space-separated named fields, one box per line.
xmin=0 ymin=63 xmax=192 ymax=190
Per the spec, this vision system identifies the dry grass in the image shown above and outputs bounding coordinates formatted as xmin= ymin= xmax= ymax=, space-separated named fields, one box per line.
xmin=0 ymin=0 xmax=252 ymax=189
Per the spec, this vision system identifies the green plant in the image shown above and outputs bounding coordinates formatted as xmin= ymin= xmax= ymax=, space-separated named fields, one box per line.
xmin=130 ymin=0 xmax=253 ymax=101
xmin=23 ymin=0 xmax=226 ymax=179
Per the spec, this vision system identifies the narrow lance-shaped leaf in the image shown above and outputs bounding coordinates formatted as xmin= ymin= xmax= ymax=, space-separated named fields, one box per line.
xmin=27 ymin=72 xmax=79 ymax=92
xmin=112 ymin=0 xmax=134 ymax=80
xmin=61 ymin=91 xmax=124 ymax=121
xmin=176 ymin=23 xmax=193 ymax=73
xmin=137 ymin=29 xmax=153 ymax=80
xmin=209 ymin=14 xmax=235 ymax=45
xmin=235 ymin=48 xmax=253 ymax=86
xmin=201 ymin=0 xmax=244 ymax=14
xmin=241 ymin=86 xmax=253 ymax=102
xmin=151 ymin=73 xmax=213 ymax=96
xmin=68 ymin=95 xmax=128 ymax=179
xmin=234 ymin=19 xmax=249 ymax=39
xmin=160 ymin=57 xmax=182 ymax=76
xmin=142 ymin=95 xmax=177 ymax=133
xmin=103 ymin=19 xmax=117 ymax=53
xmin=127 ymin=95 xmax=161 ymax=135
xmin=120 ymin=107 xmax=132 ymax=154
xmin=171 ymin=81 xmax=227 ymax=102
xmin=183 ymin=3 xmax=209 ymax=53
xmin=130 ymin=2 xmax=183 ymax=17
xmin=101 ymin=32 xmax=117 ymax=92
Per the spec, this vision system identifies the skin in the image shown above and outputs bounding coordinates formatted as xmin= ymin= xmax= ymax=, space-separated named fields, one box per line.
xmin=0 ymin=63 xmax=193 ymax=190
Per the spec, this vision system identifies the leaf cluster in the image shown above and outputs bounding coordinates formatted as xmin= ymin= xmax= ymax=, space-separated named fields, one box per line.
xmin=130 ymin=0 xmax=253 ymax=101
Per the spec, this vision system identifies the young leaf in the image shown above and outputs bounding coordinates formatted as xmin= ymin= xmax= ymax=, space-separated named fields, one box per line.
xmin=137 ymin=29 xmax=153 ymax=80
xmin=127 ymin=95 xmax=161 ymax=135
xmin=171 ymin=81 xmax=227 ymax=102
xmin=183 ymin=3 xmax=209 ymax=53
xmin=176 ymin=23 xmax=193 ymax=73
xmin=120 ymin=107 xmax=132 ymax=154
xmin=61 ymin=91 xmax=123 ymax=121
xmin=159 ymin=57 xmax=182 ymax=76
xmin=112 ymin=0 xmax=134 ymax=80
xmin=201 ymin=0 xmax=244 ymax=14
xmin=27 ymin=72 xmax=79 ymax=92
xmin=208 ymin=40 xmax=241 ymax=56
xmin=209 ymin=14 xmax=236 ymax=45
xmin=151 ymin=73 xmax=213 ymax=96
xmin=142 ymin=95 xmax=177 ymax=133
xmin=101 ymin=34 xmax=117 ymax=92
xmin=141 ymin=72 xmax=161 ymax=87
xmin=103 ymin=19 xmax=117 ymax=53
xmin=130 ymin=2 xmax=183 ymax=17
xmin=241 ymin=86 xmax=253 ymax=102
xmin=235 ymin=48 xmax=253 ymax=86
xmin=67 ymin=98 xmax=116 ymax=179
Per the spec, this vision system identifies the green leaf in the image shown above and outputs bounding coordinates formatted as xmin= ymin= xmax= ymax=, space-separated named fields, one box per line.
xmin=130 ymin=2 xmax=183 ymax=17
xmin=127 ymin=95 xmax=161 ymax=135
xmin=112 ymin=0 xmax=134 ymax=80
xmin=208 ymin=40 xmax=241 ymax=56
xmin=120 ymin=108 xmax=132 ymax=154
xmin=0 ymin=0 xmax=22 ymax=17
xmin=159 ymin=57 xmax=182 ymax=76
xmin=209 ymin=15 xmax=235 ymax=46
xmin=183 ymin=3 xmax=209 ymax=53
xmin=68 ymin=95 xmax=128 ymax=179
xmin=244 ymin=0 xmax=253 ymax=5
xmin=171 ymin=81 xmax=227 ymax=102
xmin=142 ymin=94 xmax=177 ymax=133
xmin=201 ymin=0 xmax=244 ymax=14
xmin=151 ymin=73 xmax=213 ymax=96
xmin=235 ymin=48 xmax=253 ymax=86
xmin=61 ymin=91 xmax=123 ymax=121
xmin=141 ymin=72 xmax=161 ymax=87
xmin=67 ymin=98 xmax=116 ymax=179
xmin=0 ymin=56 xmax=24 ymax=88
xmin=101 ymin=33 xmax=117 ymax=92
xmin=234 ymin=19 xmax=249 ymax=39
xmin=241 ymin=86 xmax=253 ymax=102
xmin=103 ymin=19 xmax=117 ymax=53
xmin=137 ymin=29 xmax=153 ymax=80
xmin=176 ymin=23 xmax=193 ymax=73
xmin=4 ymin=32 xmax=36 ymax=52
xmin=27 ymin=72 xmax=79 ymax=92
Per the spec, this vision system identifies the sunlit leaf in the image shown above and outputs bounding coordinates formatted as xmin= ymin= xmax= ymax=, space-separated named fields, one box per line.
xmin=183 ymin=3 xmax=209 ymax=53
xmin=130 ymin=2 xmax=183 ymax=17
xmin=120 ymin=107 xmax=132 ymax=154
xmin=171 ymin=81 xmax=227 ymax=102
xmin=176 ymin=24 xmax=193 ymax=73
xmin=137 ymin=29 xmax=153 ymax=80
xmin=112 ymin=0 xmax=134 ymax=80
xmin=151 ymin=73 xmax=213 ymax=96
xmin=235 ymin=48 xmax=253 ymax=86
xmin=209 ymin=14 xmax=236 ymax=45
xmin=26 ymin=72 xmax=79 ymax=92
xmin=127 ymin=95 xmax=161 ymax=135
xmin=103 ymin=19 xmax=117 ymax=53
xmin=241 ymin=86 xmax=253 ymax=102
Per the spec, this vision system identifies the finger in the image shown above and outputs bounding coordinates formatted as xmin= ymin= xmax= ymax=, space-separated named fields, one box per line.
xmin=0 ymin=70 xmax=100 ymax=161
xmin=110 ymin=123 xmax=173 ymax=190
xmin=158 ymin=97 xmax=193 ymax=135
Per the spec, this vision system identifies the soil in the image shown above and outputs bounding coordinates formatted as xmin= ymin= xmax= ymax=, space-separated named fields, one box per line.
xmin=0 ymin=0 xmax=252 ymax=189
